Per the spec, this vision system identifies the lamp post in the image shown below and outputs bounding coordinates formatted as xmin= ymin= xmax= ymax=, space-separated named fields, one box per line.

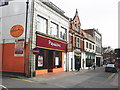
xmin=24 ymin=0 xmax=29 ymax=77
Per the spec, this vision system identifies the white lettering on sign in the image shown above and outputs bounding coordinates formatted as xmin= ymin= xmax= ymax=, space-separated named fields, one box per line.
xmin=48 ymin=40 xmax=61 ymax=47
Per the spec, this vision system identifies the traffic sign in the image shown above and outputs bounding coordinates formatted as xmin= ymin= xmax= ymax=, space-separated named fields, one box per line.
xmin=33 ymin=47 xmax=39 ymax=55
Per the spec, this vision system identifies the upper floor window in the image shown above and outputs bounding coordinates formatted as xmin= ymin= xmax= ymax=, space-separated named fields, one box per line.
xmin=89 ymin=43 xmax=92 ymax=49
xmin=93 ymin=45 xmax=94 ymax=50
xmin=77 ymin=38 xmax=80 ymax=48
xmin=50 ymin=22 xmax=58 ymax=37
xmin=86 ymin=42 xmax=88 ymax=48
xmin=0 ymin=0 xmax=8 ymax=6
xmin=59 ymin=27 xmax=67 ymax=41
xmin=36 ymin=15 xmax=47 ymax=34
xmin=75 ymin=37 xmax=77 ymax=47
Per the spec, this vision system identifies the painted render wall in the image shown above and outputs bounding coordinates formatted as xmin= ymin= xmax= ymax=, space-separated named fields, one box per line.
xmin=1 ymin=0 xmax=32 ymax=73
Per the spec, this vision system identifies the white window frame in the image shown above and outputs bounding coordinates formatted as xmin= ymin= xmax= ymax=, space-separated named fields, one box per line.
xmin=36 ymin=15 xmax=47 ymax=34
xmin=50 ymin=22 xmax=58 ymax=38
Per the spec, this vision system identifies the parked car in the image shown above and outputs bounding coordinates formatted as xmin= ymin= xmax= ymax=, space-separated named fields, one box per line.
xmin=105 ymin=64 xmax=118 ymax=73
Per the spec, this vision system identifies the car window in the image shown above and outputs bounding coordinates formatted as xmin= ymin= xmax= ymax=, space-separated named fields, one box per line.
xmin=106 ymin=64 xmax=115 ymax=67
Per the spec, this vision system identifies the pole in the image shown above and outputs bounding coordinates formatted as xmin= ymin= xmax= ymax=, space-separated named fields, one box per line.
xmin=24 ymin=0 xmax=29 ymax=77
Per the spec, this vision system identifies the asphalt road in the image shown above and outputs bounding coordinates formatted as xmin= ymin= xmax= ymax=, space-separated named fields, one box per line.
xmin=1 ymin=67 xmax=119 ymax=89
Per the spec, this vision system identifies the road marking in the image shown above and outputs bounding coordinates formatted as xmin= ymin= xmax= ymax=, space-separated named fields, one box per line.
xmin=0 ymin=85 xmax=8 ymax=90
xmin=108 ymin=73 xmax=115 ymax=80
xmin=11 ymin=78 xmax=33 ymax=83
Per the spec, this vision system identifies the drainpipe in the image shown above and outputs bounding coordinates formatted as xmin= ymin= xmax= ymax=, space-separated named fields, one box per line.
xmin=2 ymin=39 xmax=5 ymax=73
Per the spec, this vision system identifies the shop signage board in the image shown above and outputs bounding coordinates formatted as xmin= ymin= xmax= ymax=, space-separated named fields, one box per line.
xmin=33 ymin=47 xmax=39 ymax=55
xmin=10 ymin=25 xmax=24 ymax=37
xmin=14 ymin=39 xmax=24 ymax=56
xmin=36 ymin=34 xmax=67 ymax=51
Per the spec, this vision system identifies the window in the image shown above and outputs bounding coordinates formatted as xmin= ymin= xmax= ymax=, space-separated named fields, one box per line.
xmin=59 ymin=27 xmax=67 ymax=41
xmin=93 ymin=45 xmax=94 ymax=50
xmin=86 ymin=42 xmax=88 ymax=48
xmin=75 ymin=37 xmax=77 ymax=47
xmin=0 ymin=0 xmax=8 ymax=6
xmin=36 ymin=49 xmax=46 ymax=69
xmin=77 ymin=38 xmax=80 ymax=48
xmin=69 ymin=23 xmax=72 ymax=29
xmin=50 ymin=22 xmax=58 ymax=37
xmin=55 ymin=51 xmax=62 ymax=68
xmin=89 ymin=43 xmax=92 ymax=49
xmin=36 ymin=15 xmax=47 ymax=34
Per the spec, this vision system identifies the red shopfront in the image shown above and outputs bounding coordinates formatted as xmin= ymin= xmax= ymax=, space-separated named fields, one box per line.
xmin=35 ymin=34 xmax=67 ymax=75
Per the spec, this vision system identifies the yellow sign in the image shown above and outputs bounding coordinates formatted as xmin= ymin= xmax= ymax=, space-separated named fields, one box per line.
xmin=76 ymin=54 xmax=81 ymax=56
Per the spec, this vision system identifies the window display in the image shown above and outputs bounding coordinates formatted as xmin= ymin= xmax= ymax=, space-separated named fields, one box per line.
xmin=38 ymin=56 xmax=43 ymax=67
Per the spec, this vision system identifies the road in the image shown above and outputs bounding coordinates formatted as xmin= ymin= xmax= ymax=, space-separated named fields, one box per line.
xmin=1 ymin=67 xmax=119 ymax=89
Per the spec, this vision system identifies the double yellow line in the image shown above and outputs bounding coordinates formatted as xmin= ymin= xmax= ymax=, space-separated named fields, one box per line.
xmin=11 ymin=78 xmax=33 ymax=83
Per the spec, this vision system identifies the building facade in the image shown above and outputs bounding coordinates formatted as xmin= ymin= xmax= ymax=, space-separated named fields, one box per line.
xmin=83 ymin=29 xmax=103 ymax=67
xmin=1 ymin=0 xmax=69 ymax=77
xmin=67 ymin=10 xmax=81 ymax=71
xmin=81 ymin=30 xmax=95 ymax=69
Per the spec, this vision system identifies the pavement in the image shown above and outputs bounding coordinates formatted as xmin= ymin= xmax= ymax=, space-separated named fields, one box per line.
xmin=28 ymin=66 xmax=104 ymax=82
xmin=2 ymin=67 xmax=95 ymax=80
xmin=1 ymin=66 xmax=116 ymax=81
xmin=30 ymin=69 xmax=89 ymax=81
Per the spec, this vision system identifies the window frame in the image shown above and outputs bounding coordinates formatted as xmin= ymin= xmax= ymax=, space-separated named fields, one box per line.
xmin=59 ymin=26 xmax=67 ymax=41
xmin=50 ymin=21 xmax=59 ymax=38
xmin=36 ymin=15 xmax=48 ymax=34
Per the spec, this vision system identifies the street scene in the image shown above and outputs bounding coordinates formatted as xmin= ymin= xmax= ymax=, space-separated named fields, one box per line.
xmin=0 ymin=0 xmax=119 ymax=89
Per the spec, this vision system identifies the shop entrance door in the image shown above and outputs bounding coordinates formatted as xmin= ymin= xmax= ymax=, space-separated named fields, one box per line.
xmin=48 ymin=50 xmax=54 ymax=72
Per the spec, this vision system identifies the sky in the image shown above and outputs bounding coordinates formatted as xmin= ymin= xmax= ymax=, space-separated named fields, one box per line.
xmin=50 ymin=0 xmax=119 ymax=49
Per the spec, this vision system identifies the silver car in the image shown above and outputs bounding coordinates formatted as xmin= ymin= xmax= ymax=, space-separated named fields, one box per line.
xmin=105 ymin=64 xmax=117 ymax=73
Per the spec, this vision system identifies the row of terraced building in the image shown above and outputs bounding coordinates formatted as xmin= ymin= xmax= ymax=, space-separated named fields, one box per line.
xmin=0 ymin=0 xmax=103 ymax=77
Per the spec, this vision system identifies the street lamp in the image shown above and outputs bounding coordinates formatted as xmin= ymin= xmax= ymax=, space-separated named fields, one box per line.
xmin=24 ymin=0 xmax=29 ymax=77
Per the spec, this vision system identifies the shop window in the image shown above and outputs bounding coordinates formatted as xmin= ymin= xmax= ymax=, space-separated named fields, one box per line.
xmin=50 ymin=22 xmax=58 ymax=38
xmin=55 ymin=51 xmax=62 ymax=68
xmin=36 ymin=15 xmax=47 ymax=34
xmin=86 ymin=59 xmax=92 ymax=67
xmin=36 ymin=49 xmax=47 ymax=69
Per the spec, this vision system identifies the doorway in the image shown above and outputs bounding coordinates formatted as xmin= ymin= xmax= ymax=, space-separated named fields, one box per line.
xmin=47 ymin=50 xmax=54 ymax=72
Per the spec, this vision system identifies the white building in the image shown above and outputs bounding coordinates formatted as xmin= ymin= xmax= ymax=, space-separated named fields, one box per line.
xmin=1 ymin=0 xmax=69 ymax=77
xmin=94 ymin=29 xmax=103 ymax=66
xmin=81 ymin=30 xmax=95 ymax=69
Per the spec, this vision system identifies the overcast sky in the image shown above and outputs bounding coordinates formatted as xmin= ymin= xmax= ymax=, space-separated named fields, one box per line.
xmin=50 ymin=0 xmax=119 ymax=49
